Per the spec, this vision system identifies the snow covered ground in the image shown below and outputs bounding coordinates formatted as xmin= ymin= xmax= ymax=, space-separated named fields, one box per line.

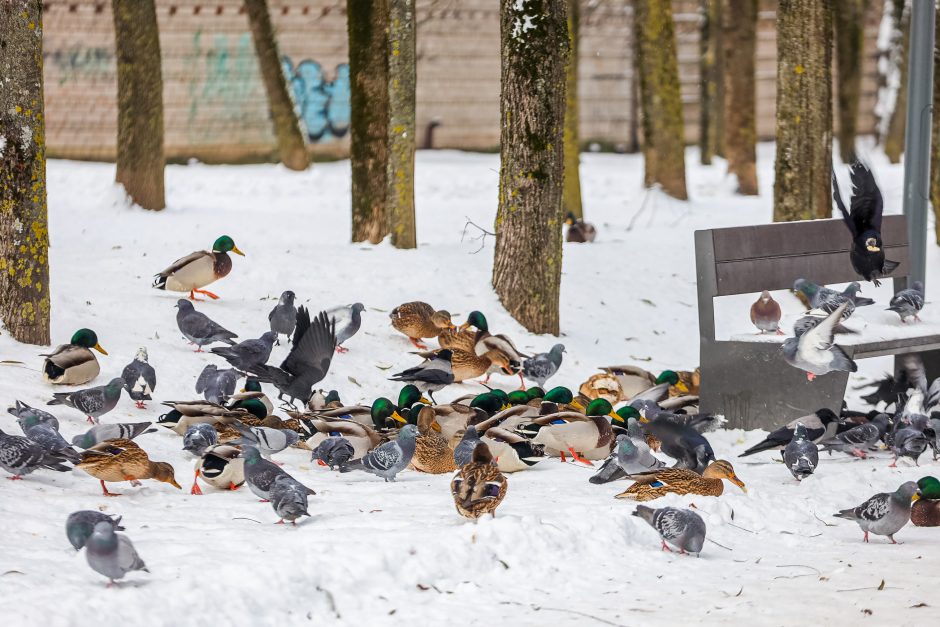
xmin=1 ymin=142 xmax=939 ymax=626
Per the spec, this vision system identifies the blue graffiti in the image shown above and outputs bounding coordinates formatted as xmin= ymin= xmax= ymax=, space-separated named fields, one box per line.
xmin=282 ymin=57 xmax=351 ymax=142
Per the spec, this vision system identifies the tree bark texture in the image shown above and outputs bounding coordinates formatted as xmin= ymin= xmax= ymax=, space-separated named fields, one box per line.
xmin=493 ymin=0 xmax=569 ymax=336
xmin=0 ymin=0 xmax=51 ymax=345
xmin=931 ymin=1 xmax=940 ymax=245
xmin=699 ymin=0 xmax=722 ymax=165
xmin=720 ymin=0 xmax=757 ymax=195
xmin=245 ymin=0 xmax=308 ymax=171
xmin=112 ymin=0 xmax=165 ymax=210
xmin=348 ymin=0 xmax=390 ymax=244
xmin=562 ymin=0 xmax=583 ymax=218
xmin=883 ymin=0 xmax=909 ymax=164
xmin=634 ymin=0 xmax=688 ymax=200
xmin=387 ymin=0 xmax=417 ymax=249
xmin=772 ymin=0 xmax=833 ymax=222
xmin=833 ymin=0 xmax=867 ymax=163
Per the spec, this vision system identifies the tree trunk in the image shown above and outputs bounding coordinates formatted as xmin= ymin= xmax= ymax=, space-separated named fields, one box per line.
xmin=387 ymin=0 xmax=417 ymax=249
xmin=699 ymin=0 xmax=722 ymax=165
xmin=773 ymin=0 xmax=833 ymax=222
xmin=562 ymin=0 xmax=583 ymax=218
xmin=348 ymin=0 xmax=390 ymax=244
xmin=492 ymin=0 xmax=568 ymax=335
xmin=931 ymin=1 xmax=940 ymax=245
xmin=112 ymin=0 xmax=165 ymax=211
xmin=0 ymin=0 xmax=51 ymax=345
xmin=245 ymin=0 xmax=308 ymax=171
xmin=883 ymin=0 xmax=909 ymax=164
xmin=633 ymin=0 xmax=688 ymax=200
xmin=720 ymin=0 xmax=757 ymax=195
xmin=833 ymin=0 xmax=867 ymax=163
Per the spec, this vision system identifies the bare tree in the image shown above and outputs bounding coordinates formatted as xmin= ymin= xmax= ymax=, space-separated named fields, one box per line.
xmin=633 ymin=0 xmax=688 ymax=200
xmin=112 ymin=0 xmax=165 ymax=210
xmin=720 ymin=0 xmax=757 ymax=194
xmin=834 ymin=0 xmax=868 ymax=163
xmin=492 ymin=0 xmax=569 ymax=335
xmin=348 ymin=0 xmax=390 ymax=243
xmin=883 ymin=0 xmax=909 ymax=164
xmin=245 ymin=0 xmax=308 ymax=171
xmin=0 ymin=0 xmax=51 ymax=345
xmin=773 ymin=0 xmax=833 ymax=221
xmin=562 ymin=0 xmax=584 ymax=218
xmin=699 ymin=0 xmax=723 ymax=165
xmin=387 ymin=0 xmax=417 ymax=249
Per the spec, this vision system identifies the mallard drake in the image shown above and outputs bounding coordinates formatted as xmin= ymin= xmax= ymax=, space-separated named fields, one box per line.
xmin=191 ymin=444 xmax=245 ymax=495
xmin=307 ymin=389 xmax=343 ymax=411
xmin=302 ymin=419 xmax=385 ymax=460
xmin=521 ymin=399 xmax=624 ymax=464
xmin=412 ymin=406 xmax=457 ymax=474
xmin=912 ymin=475 xmax=940 ymax=527
xmin=532 ymin=386 xmax=586 ymax=414
xmin=295 ymin=395 xmax=409 ymax=432
xmin=227 ymin=377 xmax=274 ymax=414
xmin=598 ymin=366 xmax=695 ymax=401
xmin=41 ymin=328 xmax=107 ymax=385
xmin=152 ymin=235 xmax=244 ymax=301
xmin=449 ymin=311 xmax=529 ymax=385
xmin=77 ymin=438 xmax=182 ymax=496
xmin=480 ymin=427 xmax=546 ymax=473
xmin=389 ymin=301 xmax=454 ymax=349
xmin=615 ymin=460 xmax=747 ymax=501
xmin=413 ymin=402 xmax=482 ymax=442
xmin=565 ymin=212 xmax=597 ymax=243
xmin=157 ymin=399 xmax=266 ymax=436
xmin=451 ymin=442 xmax=508 ymax=518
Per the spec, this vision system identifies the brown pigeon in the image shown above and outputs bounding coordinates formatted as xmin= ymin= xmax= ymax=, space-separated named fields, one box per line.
xmin=750 ymin=291 xmax=783 ymax=334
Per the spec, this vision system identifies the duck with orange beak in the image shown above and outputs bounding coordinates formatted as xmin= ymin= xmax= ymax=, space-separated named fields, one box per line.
xmin=41 ymin=328 xmax=108 ymax=385
xmin=153 ymin=235 xmax=245 ymax=301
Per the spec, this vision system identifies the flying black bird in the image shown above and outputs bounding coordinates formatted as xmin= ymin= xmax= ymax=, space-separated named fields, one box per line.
xmin=832 ymin=161 xmax=900 ymax=286
xmin=251 ymin=308 xmax=336 ymax=407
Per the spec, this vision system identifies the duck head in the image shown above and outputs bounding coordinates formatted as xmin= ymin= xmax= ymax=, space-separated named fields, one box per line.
xmin=71 ymin=328 xmax=107 ymax=355
xmin=213 ymin=235 xmax=244 ymax=256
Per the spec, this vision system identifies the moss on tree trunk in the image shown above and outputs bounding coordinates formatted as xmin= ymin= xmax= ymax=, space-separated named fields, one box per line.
xmin=0 ymin=0 xmax=51 ymax=345
xmin=834 ymin=0 xmax=867 ymax=163
xmin=883 ymin=0 xmax=908 ymax=164
xmin=699 ymin=0 xmax=723 ymax=165
xmin=112 ymin=0 xmax=165 ymax=211
xmin=492 ymin=0 xmax=569 ymax=335
xmin=773 ymin=0 xmax=833 ymax=222
xmin=720 ymin=0 xmax=757 ymax=195
xmin=931 ymin=1 xmax=940 ymax=245
xmin=245 ymin=0 xmax=308 ymax=171
xmin=387 ymin=0 xmax=417 ymax=249
xmin=348 ymin=0 xmax=390 ymax=244
xmin=634 ymin=0 xmax=688 ymax=200
xmin=562 ymin=0 xmax=583 ymax=218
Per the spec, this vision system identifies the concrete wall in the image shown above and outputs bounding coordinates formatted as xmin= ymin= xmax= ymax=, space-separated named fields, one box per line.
xmin=42 ymin=0 xmax=885 ymax=162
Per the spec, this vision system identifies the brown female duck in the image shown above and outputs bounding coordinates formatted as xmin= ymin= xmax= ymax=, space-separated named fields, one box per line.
xmin=390 ymin=301 xmax=454 ymax=349
xmin=77 ymin=438 xmax=182 ymax=496
xmin=412 ymin=406 xmax=457 ymax=474
xmin=615 ymin=460 xmax=747 ymax=502
xmin=451 ymin=442 xmax=508 ymax=518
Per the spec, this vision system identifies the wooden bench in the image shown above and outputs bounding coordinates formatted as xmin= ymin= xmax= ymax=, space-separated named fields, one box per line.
xmin=694 ymin=215 xmax=940 ymax=430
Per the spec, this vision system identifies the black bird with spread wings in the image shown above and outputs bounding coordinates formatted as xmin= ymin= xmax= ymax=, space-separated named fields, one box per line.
xmin=832 ymin=161 xmax=900 ymax=286
xmin=250 ymin=308 xmax=336 ymax=407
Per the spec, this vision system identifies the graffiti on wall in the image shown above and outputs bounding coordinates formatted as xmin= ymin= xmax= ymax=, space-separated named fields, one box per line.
xmin=281 ymin=57 xmax=350 ymax=142
xmin=184 ymin=30 xmax=257 ymax=138
xmin=45 ymin=46 xmax=114 ymax=85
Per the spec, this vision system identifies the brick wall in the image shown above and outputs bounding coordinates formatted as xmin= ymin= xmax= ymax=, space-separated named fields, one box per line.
xmin=42 ymin=0 xmax=885 ymax=162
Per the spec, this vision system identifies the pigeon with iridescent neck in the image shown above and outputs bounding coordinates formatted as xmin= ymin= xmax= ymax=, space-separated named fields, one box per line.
xmin=66 ymin=511 xmax=124 ymax=550
xmin=834 ymin=481 xmax=920 ymax=543
xmin=84 ymin=521 xmax=148 ymax=584
xmin=887 ymin=281 xmax=925 ymax=323
xmin=48 ymin=377 xmax=124 ymax=424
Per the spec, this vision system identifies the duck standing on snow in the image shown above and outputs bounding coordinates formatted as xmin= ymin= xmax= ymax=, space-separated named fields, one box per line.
xmin=887 ymin=281 xmax=925 ymax=323
xmin=268 ymin=290 xmax=297 ymax=344
xmin=48 ymin=377 xmax=125 ymax=424
xmin=153 ymin=235 xmax=244 ymax=301
xmin=564 ymin=212 xmax=596 ymax=243
xmin=326 ymin=302 xmax=365 ymax=353
xmin=77 ymin=438 xmax=182 ymax=496
xmin=121 ymin=348 xmax=156 ymax=409
xmin=451 ymin=442 xmax=508 ymax=519
xmin=411 ymin=406 xmax=456 ymax=474
xmin=911 ymin=476 xmax=940 ymax=527
xmin=521 ymin=398 xmax=624 ymax=465
xmin=750 ymin=291 xmax=783 ymax=334
xmin=616 ymin=460 xmax=747 ymax=501
xmin=522 ymin=344 xmax=565 ymax=388
xmin=390 ymin=301 xmax=455 ymax=349
xmin=834 ymin=481 xmax=920 ymax=543
xmin=632 ymin=505 xmax=706 ymax=556
xmin=439 ymin=311 xmax=529 ymax=385
xmin=41 ymin=328 xmax=107 ymax=385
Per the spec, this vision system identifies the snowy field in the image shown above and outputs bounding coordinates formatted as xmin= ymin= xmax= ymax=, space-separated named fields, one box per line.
xmin=1 ymin=142 xmax=939 ymax=626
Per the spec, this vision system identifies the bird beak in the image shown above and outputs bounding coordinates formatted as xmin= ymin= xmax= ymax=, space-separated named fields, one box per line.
xmin=168 ymin=478 xmax=182 ymax=490
xmin=431 ymin=420 xmax=442 ymax=433
xmin=609 ymin=411 xmax=625 ymax=423
xmin=500 ymin=403 xmax=511 ymax=411
xmin=570 ymin=400 xmax=585 ymax=412
xmin=239 ymin=388 xmax=247 ymax=393
xmin=93 ymin=343 xmax=108 ymax=355
xmin=419 ymin=396 xmax=431 ymax=405
xmin=458 ymin=321 xmax=471 ymax=330
xmin=391 ymin=411 xmax=407 ymax=425
xmin=866 ymin=245 xmax=881 ymax=252
xmin=912 ymin=492 xmax=921 ymax=502
xmin=729 ymin=474 xmax=747 ymax=493
xmin=232 ymin=246 xmax=245 ymax=256
xmin=638 ymin=416 xmax=650 ymax=424
xmin=675 ymin=381 xmax=689 ymax=394
xmin=501 ymin=366 xmax=513 ymax=375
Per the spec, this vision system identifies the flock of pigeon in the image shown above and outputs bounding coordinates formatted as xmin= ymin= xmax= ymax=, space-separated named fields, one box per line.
xmin=1 ymin=158 xmax=939 ymax=587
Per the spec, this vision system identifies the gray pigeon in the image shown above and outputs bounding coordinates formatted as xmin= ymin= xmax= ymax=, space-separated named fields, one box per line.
xmin=175 ymin=299 xmax=238 ymax=351
xmin=633 ymin=505 xmax=707 ymax=556
xmin=887 ymin=281 xmax=925 ymax=322
xmin=210 ymin=331 xmax=276 ymax=372
xmin=268 ymin=290 xmax=297 ymax=345
xmin=270 ymin=474 xmax=312 ymax=525
xmin=121 ymin=347 xmax=157 ymax=409
xmin=183 ymin=423 xmax=218 ymax=457
xmin=66 ymin=511 xmax=124 ymax=550
xmin=793 ymin=279 xmax=874 ymax=320
xmin=342 ymin=424 xmax=418 ymax=482
xmin=522 ymin=344 xmax=565 ymax=388
xmin=48 ymin=377 xmax=124 ymax=424
xmin=793 ymin=315 xmax=857 ymax=338
xmin=818 ymin=421 xmax=881 ymax=458
xmin=85 ymin=521 xmax=148 ymax=584
xmin=0 ymin=427 xmax=72 ymax=478
xmin=389 ymin=350 xmax=454 ymax=403
xmin=231 ymin=422 xmax=298 ymax=458
xmin=589 ymin=433 xmax=664 ymax=485
xmin=16 ymin=413 xmax=81 ymax=463
xmin=782 ymin=302 xmax=857 ymax=381
xmin=7 ymin=400 xmax=59 ymax=430
xmin=890 ymin=425 xmax=928 ymax=466
xmin=311 ymin=436 xmax=355 ymax=470
xmin=834 ymin=481 xmax=921 ymax=543
xmin=240 ymin=445 xmax=290 ymax=501
xmin=326 ymin=302 xmax=365 ymax=352
xmin=71 ymin=422 xmax=154 ymax=449
xmin=782 ymin=423 xmax=819 ymax=481
xmin=453 ymin=426 xmax=482 ymax=467
xmin=196 ymin=363 xmax=241 ymax=404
